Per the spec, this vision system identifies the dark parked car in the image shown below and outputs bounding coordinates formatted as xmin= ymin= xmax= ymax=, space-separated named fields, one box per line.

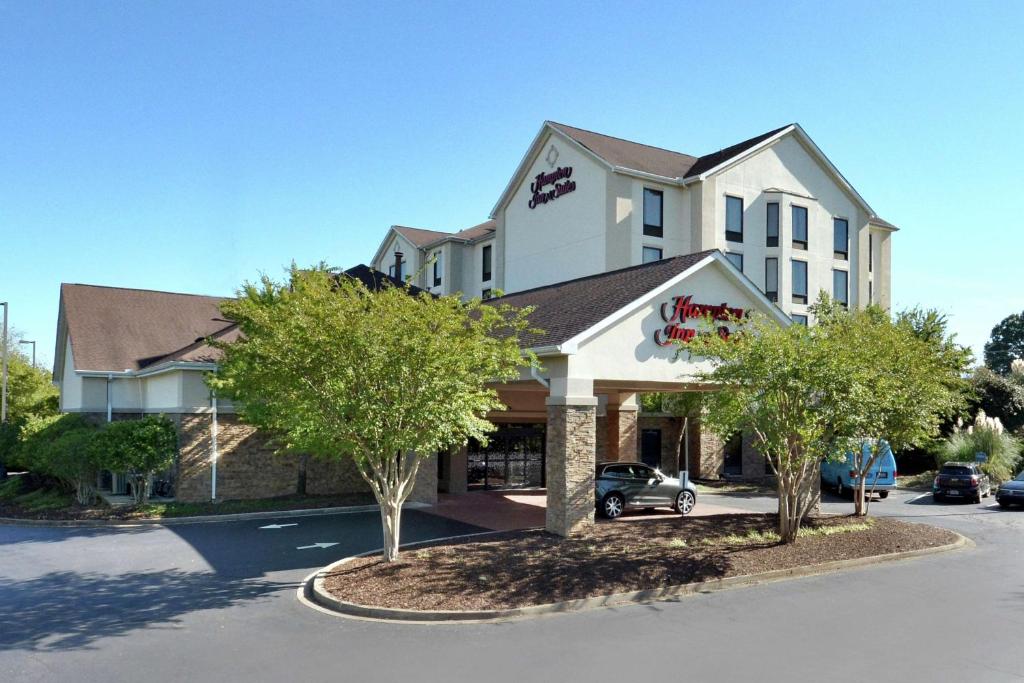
xmin=933 ymin=462 xmax=992 ymax=503
xmin=996 ymin=471 xmax=1024 ymax=508
xmin=595 ymin=462 xmax=696 ymax=519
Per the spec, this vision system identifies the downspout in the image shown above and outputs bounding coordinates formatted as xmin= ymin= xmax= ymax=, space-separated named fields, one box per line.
xmin=211 ymin=391 xmax=218 ymax=502
xmin=529 ymin=366 xmax=549 ymax=389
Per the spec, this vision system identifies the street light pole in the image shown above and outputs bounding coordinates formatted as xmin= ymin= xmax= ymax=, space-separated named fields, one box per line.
xmin=19 ymin=340 xmax=36 ymax=368
xmin=1 ymin=302 xmax=8 ymax=425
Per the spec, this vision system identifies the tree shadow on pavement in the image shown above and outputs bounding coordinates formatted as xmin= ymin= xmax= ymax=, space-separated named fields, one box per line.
xmin=0 ymin=568 xmax=291 ymax=652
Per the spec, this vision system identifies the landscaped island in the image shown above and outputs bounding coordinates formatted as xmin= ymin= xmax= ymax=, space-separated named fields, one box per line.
xmin=321 ymin=514 xmax=960 ymax=614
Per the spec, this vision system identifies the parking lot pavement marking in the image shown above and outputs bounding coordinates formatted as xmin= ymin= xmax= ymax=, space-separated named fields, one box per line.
xmin=296 ymin=542 xmax=339 ymax=550
xmin=259 ymin=523 xmax=299 ymax=529
xmin=907 ymin=492 xmax=933 ymax=504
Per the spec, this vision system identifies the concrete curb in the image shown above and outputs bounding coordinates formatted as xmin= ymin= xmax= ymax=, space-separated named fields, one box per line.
xmin=302 ymin=528 xmax=973 ymax=624
xmin=0 ymin=501 xmax=429 ymax=528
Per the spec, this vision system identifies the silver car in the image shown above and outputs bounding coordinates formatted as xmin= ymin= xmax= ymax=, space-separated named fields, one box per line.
xmin=595 ymin=461 xmax=697 ymax=519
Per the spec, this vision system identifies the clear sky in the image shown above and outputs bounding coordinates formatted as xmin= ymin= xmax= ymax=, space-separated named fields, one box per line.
xmin=2 ymin=1 xmax=1022 ymax=371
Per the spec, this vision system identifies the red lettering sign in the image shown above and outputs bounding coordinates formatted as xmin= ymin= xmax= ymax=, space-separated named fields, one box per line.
xmin=653 ymin=295 xmax=746 ymax=346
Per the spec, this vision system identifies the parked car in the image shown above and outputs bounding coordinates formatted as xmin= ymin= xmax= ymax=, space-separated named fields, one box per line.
xmin=820 ymin=440 xmax=898 ymax=499
xmin=933 ymin=462 xmax=992 ymax=503
xmin=995 ymin=471 xmax=1024 ymax=508
xmin=595 ymin=462 xmax=696 ymax=519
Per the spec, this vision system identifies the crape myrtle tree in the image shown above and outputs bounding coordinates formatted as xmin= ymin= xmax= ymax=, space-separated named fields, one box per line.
xmin=211 ymin=265 xmax=535 ymax=562
xmin=684 ymin=294 xmax=968 ymax=539
xmin=685 ymin=311 xmax=849 ymax=543
xmin=812 ymin=297 xmax=969 ymax=516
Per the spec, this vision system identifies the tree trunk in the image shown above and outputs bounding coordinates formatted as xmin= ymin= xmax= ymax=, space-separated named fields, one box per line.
xmin=380 ymin=499 xmax=402 ymax=562
xmin=854 ymin=478 xmax=867 ymax=516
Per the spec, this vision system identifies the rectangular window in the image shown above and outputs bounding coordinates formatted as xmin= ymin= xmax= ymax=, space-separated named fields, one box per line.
xmin=792 ymin=259 xmax=808 ymax=304
xmin=766 ymin=202 xmax=779 ymax=247
xmin=724 ymin=252 xmax=743 ymax=272
xmin=389 ymin=260 xmax=403 ymax=280
xmin=642 ymin=246 xmax=663 ymax=264
xmin=432 ymin=251 xmax=442 ymax=287
xmin=833 ymin=218 xmax=848 ymax=260
xmin=765 ymin=257 xmax=778 ymax=302
xmin=792 ymin=205 xmax=808 ymax=249
xmin=833 ymin=269 xmax=849 ymax=306
xmin=481 ymin=244 xmax=492 ymax=281
xmin=792 ymin=314 xmax=808 ymax=326
xmin=869 ymin=280 xmax=873 ymax=304
xmin=869 ymin=234 xmax=874 ymax=272
xmin=726 ymin=196 xmax=744 ymax=242
xmin=643 ymin=188 xmax=663 ymax=238
xmin=482 ymin=288 xmax=492 ymax=300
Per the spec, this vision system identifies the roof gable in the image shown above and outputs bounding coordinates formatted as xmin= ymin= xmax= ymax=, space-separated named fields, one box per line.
xmin=60 ymin=283 xmax=232 ymax=372
xmin=488 ymin=250 xmax=788 ymax=352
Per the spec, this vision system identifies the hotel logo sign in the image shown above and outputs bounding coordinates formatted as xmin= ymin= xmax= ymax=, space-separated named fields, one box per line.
xmin=653 ymin=295 xmax=746 ymax=346
xmin=528 ymin=166 xmax=576 ymax=209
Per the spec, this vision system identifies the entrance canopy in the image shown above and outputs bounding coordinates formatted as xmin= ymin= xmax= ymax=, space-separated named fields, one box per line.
xmin=485 ymin=249 xmax=790 ymax=535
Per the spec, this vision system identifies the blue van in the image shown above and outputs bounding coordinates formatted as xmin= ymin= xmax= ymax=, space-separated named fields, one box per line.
xmin=820 ymin=440 xmax=898 ymax=499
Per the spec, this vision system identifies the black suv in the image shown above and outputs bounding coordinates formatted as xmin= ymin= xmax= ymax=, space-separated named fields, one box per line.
xmin=933 ymin=462 xmax=992 ymax=503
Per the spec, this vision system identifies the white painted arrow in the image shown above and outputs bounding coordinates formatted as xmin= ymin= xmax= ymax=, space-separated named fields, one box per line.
xmin=296 ymin=542 xmax=339 ymax=550
xmin=259 ymin=523 xmax=298 ymax=529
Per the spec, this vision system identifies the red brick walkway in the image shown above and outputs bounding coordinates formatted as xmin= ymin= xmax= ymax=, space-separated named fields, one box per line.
xmin=424 ymin=489 xmax=750 ymax=532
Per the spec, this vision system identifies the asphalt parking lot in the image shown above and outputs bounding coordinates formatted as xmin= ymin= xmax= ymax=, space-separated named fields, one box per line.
xmin=2 ymin=488 xmax=1023 ymax=683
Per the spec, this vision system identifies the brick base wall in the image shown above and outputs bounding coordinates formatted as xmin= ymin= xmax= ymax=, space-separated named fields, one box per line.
xmin=174 ymin=413 xmax=370 ymax=503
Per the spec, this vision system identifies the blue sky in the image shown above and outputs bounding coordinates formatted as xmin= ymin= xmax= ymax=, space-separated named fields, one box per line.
xmin=2 ymin=1 xmax=1022 ymax=370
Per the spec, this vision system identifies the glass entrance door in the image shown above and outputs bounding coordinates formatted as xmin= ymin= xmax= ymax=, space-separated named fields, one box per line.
xmin=467 ymin=423 xmax=546 ymax=490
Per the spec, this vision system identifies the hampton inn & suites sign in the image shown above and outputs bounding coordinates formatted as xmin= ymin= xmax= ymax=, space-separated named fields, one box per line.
xmin=528 ymin=166 xmax=576 ymax=209
xmin=653 ymin=295 xmax=747 ymax=346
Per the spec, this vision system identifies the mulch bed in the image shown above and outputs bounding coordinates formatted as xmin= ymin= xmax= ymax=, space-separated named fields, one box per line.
xmin=324 ymin=514 xmax=957 ymax=611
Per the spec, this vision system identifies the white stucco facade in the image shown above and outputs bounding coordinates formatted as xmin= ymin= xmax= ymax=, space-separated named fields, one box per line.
xmin=55 ymin=336 xmax=228 ymax=416
xmin=369 ymin=121 xmax=896 ymax=324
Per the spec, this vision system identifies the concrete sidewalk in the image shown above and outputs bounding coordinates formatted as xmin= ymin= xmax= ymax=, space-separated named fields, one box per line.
xmin=424 ymin=489 xmax=752 ymax=532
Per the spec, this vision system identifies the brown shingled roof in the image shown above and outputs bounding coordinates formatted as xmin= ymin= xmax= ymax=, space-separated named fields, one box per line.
xmin=549 ymin=122 xmax=793 ymax=180
xmin=60 ymin=284 xmax=233 ymax=372
xmin=450 ymin=219 xmax=496 ymax=242
xmin=392 ymin=226 xmax=453 ymax=247
xmin=548 ymin=122 xmax=699 ymax=179
xmin=488 ymin=250 xmax=718 ymax=348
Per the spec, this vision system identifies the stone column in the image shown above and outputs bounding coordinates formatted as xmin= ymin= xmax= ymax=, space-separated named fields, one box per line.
xmin=442 ymin=446 xmax=468 ymax=494
xmin=545 ymin=400 xmax=597 ymax=536
xmin=616 ymin=393 xmax=638 ymax=463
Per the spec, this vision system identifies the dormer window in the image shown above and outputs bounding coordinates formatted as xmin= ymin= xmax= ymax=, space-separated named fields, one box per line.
xmin=643 ymin=189 xmax=663 ymax=238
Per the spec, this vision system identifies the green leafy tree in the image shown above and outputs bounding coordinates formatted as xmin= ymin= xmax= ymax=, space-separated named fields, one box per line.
xmin=687 ymin=294 xmax=968 ymax=537
xmin=971 ymin=366 xmax=1024 ymax=433
xmin=813 ymin=298 xmax=969 ymax=515
xmin=984 ymin=311 xmax=1024 ymax=375
xmin=211 ymin=266 xmax=535 ymax=561
xmin=0 ymin=337 xmax=59 ymax=478
xmin=686 ymin=313 xmax=847 ymax=542
xmin=93 ymin=416 xmax=177 ymax=504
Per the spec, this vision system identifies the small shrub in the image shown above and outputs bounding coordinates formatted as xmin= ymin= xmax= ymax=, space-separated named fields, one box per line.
xmin=16 ymin=414 xmax=101 ymax=505
xmin=92 ymin=416 xmax=177 ymax=504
